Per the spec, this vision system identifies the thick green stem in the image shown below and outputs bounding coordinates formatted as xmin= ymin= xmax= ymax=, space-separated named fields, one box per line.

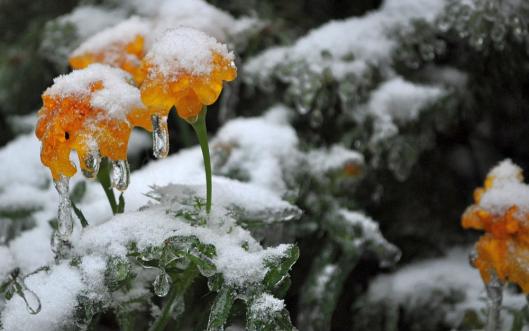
xmin=190 ymin=108 xmax=212 ymax=213
xmin=96 ymin=158 xmax=118 ymax=215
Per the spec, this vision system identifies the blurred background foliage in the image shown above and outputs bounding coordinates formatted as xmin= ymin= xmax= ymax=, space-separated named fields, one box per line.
xmin=2 ymin=0 xmax=529 ymax=330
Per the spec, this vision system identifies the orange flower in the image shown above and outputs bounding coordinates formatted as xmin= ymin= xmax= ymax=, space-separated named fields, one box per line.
xmin=69 ymin=17 xmax=150 ymax=84
xmin=462 ymin=160 xmax=529 ymax=292
xmin=138 ymin=27 xmax=237 ymax=124
xmin=36 ymin=64 xmax=146 ymax=182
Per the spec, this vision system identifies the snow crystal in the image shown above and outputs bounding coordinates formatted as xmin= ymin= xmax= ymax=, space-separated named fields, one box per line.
xmin=1 ymin=263 xmax=84 ymax=331
xmin=44 ymin=64 xmax=144 ymax=120
xmin=71 ymin=16 xmax=151 ymax=57
xmin=145 ymin=27 xmax=234 ymax=77
xmin=0 ymin=246 xmax=15 ymax=281
xmin=366 ymin=77 xmax=445 ymax=141
xmin=248 ymin=293 xmax=285 ymax=319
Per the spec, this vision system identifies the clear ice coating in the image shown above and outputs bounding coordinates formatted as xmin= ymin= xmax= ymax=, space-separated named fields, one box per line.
xmin=54 ymin=175 xmax=73 ymax=240
xmin=81 ymin=150 xmax=101 ymax=179
xmin=21 ymin=287 xmax=41 ymax=315
xmin=110 ymin=160 xmax=130 ymax=191
xmin=485 ymin=273 xmax=503 ymax=331
xmin=151 ymin=115 xmax=169 ymax=159
xmin=153 ymin=270 xmax=171 ymax=297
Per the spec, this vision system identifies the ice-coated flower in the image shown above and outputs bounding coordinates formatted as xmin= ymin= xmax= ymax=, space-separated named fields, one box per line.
xmin=461 ymin=159 xmax=529 ymax=292
xmin=138 ymin=27 xmax=237 ymax=123
xmin=36 ymin=64 xmax=147 ymax=181
xmin=69 ymin=17 xmax=150 ymax=84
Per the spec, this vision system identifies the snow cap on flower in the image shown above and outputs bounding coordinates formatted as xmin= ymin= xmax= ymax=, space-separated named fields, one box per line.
xmin=461 ymin=159 xmax=529 ymax=292
xmin=139 ymin=26 xmax=237 ymax=123
xmin=36 ymin=64 xmax=147 ymax=180
xmin=69 ymin=16 xmax=151 ymax=83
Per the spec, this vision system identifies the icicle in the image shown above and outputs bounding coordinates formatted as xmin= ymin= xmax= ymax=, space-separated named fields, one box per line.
xmin=54 ymin=175 xmax=73 ymax=240
xmin=110 ymin=160 xmax=130 ymax=191
xmin=81 ymin=149 xmax=101 ymax=179
xmin=151 ymin=115 xmax=169 ymax=159
xmin=485 ymin=272 xmax=503 ymax=331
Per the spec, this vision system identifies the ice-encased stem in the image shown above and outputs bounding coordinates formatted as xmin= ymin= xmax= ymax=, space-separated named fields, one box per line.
xmin=110 ymin=160 xmax=130 ymax=191
xmin=190 ymin=108 xmax=212 ymax=213
xmin=54 ymin=175 xmax=73 ymax=240
xmin=151 ymin=115 xmax=169 ymax=159
xmin=485 ymin=272 xmax=503 ymax=331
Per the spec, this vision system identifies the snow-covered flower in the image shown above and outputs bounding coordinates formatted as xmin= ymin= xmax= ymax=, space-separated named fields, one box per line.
xmin=35 ymin=64 xmax=146 ymax=185
xmin=462 ymin=159 xmax=529 ymax=292
xmin=69 ymin=17 xmax=150 ymax=84
xmin=138 ymin=27 xmax=237 ymax=122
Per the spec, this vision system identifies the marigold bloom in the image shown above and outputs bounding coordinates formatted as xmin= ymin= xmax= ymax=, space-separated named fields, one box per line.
xmin=36 ymin=64 xmax=146 ymax=181
xmin=461 ymin=159 xmax=529 ymax=292
xmin=138 ymin=27 xmax=237 ymax=124
xmin=69 ymin=17 xmax=150 ymax=84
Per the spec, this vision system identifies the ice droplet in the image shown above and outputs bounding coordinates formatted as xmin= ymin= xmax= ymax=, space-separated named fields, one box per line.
xmin=54 ymin=176 xmax=73 ymax=240
xmin=110 ymin=160 xmax=130 ymax=191
xmin=153 ymin=271 xmax=171 ymax=297
xmin=81 ymin=150 xmax=101 ymax=179
xmin=151 ymin=115 xmax=169 ymax=159
xmin=21 ymin=287 xmax=41 ymax=314
xmin=485 ymin=272 xmax=503 ymax=331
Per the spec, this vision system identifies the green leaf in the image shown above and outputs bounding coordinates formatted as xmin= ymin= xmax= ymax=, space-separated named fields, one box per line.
xmin=71 ymin=200 xmax=89 ymax=228
xmin=263 ymin=245 xmax=299 ymax=290
xmin=207 ymin=286 xmax=235 ymax=331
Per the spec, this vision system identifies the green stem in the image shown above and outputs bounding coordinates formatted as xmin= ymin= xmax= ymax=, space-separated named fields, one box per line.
xmin=97 ymin=158 xmax=118 ymax=215
xmin=190 ymin=108 xmax=212 ymax=213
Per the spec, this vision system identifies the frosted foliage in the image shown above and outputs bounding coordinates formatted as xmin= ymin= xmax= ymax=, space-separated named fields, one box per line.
xmin=71 ymin=16 xmax=150 ymax=57
xmin=479 ymin=159 xmax=529 ymax=215
xmin=213 ymin=105 xmax=300 ymax=195
xmin=153 ymin=181 xmax=301 ymax=224
xmin=248 ymin=293 xmax=285 ymax=320
xmin=245 ymin=0 xmax=446 ymax=80
xmin=1 ymin=264 xmax=84 ymax=331
xmin=366 ymin=77 xmax=445 ymax=142
xmin=366 ymin=248 xmax=527 ymax=328
xmin=44 ymin=64 xmax=144 ymax=120
xmin=146 ymin=27 xmax=234 ymax=77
